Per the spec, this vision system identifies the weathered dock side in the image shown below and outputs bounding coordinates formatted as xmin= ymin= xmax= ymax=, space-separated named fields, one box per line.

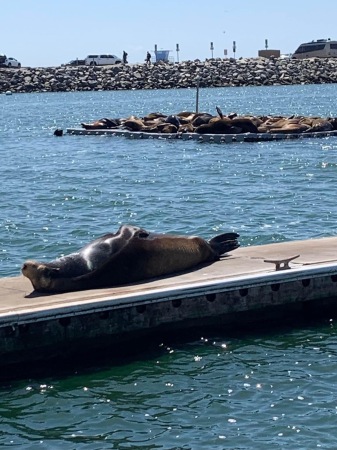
xmin=1 ymin=237 xmax=337 ymax=374
xmin=67 ymin=128 xmax=337 ymax=143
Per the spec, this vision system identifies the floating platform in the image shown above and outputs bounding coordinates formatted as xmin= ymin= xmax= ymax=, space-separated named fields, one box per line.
xmin=1 ymin=237 xmax=337 ymax=376
xmin=67 ymin=128 xmax=337 ymax=143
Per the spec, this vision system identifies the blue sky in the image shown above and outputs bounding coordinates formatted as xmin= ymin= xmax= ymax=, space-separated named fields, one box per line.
xmin=2 ymin=0 xmax=337 ymax=67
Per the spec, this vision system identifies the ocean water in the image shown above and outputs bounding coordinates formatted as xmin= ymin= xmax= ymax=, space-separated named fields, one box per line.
xmin=1 ymin=84 xmax=337 ymax=448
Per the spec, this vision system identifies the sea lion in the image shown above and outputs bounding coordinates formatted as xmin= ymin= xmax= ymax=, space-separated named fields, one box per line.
xmin=165 ymin=115 xmax=180 ymax=128
xmin=195 ymin=119 xmax=235 ymax=134
xmin=268 ymin=123 xmax=310 ymax=134
xmin=155 ymin=123 xmax=178 ymax=133
xmin=22 ymin=225 xmax=239 ymax=293
xmin=192 ymin=114 xmax=213 ymax=127
xmin=328 ymin=118 xmax=337 ymax=130
xmin=142 ymin=112 xmax=167 ymax=121
xmin=230 ymin=118 xmax=258 ymax=133
xmin=303 ymin=119 xmax=333 ymax=133
xmin=179 ymin=123 xmax=195 ymax=133
xmin=122 ymin=117 xmax=145 ymax=131
xmin=81 ymin=118 xmax=119 ymax=130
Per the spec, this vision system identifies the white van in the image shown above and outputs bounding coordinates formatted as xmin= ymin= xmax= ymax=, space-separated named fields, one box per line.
xmin=85 ymin=54 xmax=122 ymax=66
xmin=292 ymin=39 xmax=337 ymax=59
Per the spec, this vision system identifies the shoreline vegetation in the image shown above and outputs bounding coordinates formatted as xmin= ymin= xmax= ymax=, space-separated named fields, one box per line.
xmin=1 ymin=57 xmax=337 ymax=94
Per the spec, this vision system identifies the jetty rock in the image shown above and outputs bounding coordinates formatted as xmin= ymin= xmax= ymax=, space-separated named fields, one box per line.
xmin=1 ymin=57 xmax=337 ymax=94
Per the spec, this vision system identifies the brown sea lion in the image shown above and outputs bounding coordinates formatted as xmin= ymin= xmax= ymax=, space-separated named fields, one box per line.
xmin=230 ymin=118 xmax=258 ymax=133
xmin=156 ymin=123 xmax=178 ymax=133
xmin=268 ymin=123 xmax=310 ymax=134
xmin=122 ymin=117 xmax=145 ymax=131
xmin=81 ymin=118 xmax=119 ymax=130
xmin=179 ymin=123 xmax=195 ymax=133
xmin=142 ymin=112 xmax=167 ymax=121
xmin=195 ymin=119 xmax=236 ymax=134
xmin=303 ymin=119 xmax=333 ymax=133
xmin=22 ymin=225 xmax=239 ymax=293
xmin=176 ymin=111 xmax=196 ymax=118
xmin=192 ymin=114 xmax=213 ymax=127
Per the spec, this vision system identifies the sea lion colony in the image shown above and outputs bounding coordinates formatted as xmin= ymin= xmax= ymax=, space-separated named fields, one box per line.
xmin=22 ymin=225 xmax=239 ymax=293
xmin=80 ymin=109 xmax=337 ymax=135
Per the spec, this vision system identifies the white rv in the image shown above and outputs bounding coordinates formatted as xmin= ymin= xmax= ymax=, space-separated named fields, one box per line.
xmin=292 ymin=39 xmax=337 ymax=59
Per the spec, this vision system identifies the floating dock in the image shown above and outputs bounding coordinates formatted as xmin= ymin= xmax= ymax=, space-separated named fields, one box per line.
xmin=67 ymin=128 xmax=337 ymax=143
xmin=1 ymin=237 xmax=337 ymax=376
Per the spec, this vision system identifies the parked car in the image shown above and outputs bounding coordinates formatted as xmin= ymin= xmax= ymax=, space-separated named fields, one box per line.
xmin=2 ymin=57 xmax=21 ymax=68
xmin=84 ymin=54 xmax=122 ymax=66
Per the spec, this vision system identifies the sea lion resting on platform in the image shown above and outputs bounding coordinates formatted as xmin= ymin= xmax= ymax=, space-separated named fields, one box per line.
xmin=22 ymin=225 xmax=239 ymax=293
xmin=81 ymin=118 xmax=120 ymax=130
xmin=79 ymin=111 xmax=337 ymax=135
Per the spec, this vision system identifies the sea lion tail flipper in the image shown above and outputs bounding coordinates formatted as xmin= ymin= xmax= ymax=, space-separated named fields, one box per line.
xmin=209 ymin=232 xmax=240 ymax=256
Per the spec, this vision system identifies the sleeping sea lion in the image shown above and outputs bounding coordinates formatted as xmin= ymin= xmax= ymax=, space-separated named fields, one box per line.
xmin=192 ymin=114 xmax=213 ymax=127
xmin=230 ymin=118 xmax=259 ymax=133
xmin=81 ymin=118 xmax=119 ymax=130
xmin=122 ymin=117 xmax=145 ymax=131
xmin=22 ymin=225 xmax=239 ymax=293
xmin=142 ymin=112 xmax=167 ymax=121
xmin=155 ymin=123 xmax=178 ymax=133
xmin=303 ymin=119 xmax=333 ymax=133
xmin=195 ymin=119 xmax=234 ymax=134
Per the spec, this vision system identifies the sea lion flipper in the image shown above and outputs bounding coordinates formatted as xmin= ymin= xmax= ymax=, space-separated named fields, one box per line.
xmin=209 ymin=232 xmax=240 ymax=256
xmin=216 ymin=106 xmax=223 ymax=119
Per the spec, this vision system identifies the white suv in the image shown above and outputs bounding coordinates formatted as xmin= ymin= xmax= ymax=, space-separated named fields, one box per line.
xmin=2 ymin=57 xmax=21 ymax=68
xmin=85 ymin=54 xmax=122 ymax=66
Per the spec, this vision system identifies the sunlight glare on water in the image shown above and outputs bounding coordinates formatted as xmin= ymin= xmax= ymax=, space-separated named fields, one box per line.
xmin=2 ymin=84 xmax=337 ymax=448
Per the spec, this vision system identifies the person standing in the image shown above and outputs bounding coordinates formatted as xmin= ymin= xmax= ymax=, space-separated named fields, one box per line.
xmin=146 ymin=51 xmax=151 ymax=65
xmin=123 ymin=51 xmax=128 ymax=64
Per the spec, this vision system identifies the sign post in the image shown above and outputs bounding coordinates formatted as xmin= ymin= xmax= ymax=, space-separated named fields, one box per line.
xmin=210 ymin=42 xmax=214 ymax=59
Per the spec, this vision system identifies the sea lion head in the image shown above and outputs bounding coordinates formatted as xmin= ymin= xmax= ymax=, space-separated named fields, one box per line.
xmin=22 ymin=260 xmax=60 ymax=292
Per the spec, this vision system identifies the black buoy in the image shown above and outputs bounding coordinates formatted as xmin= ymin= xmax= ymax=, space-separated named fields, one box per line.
xmin=54 ymin=128 xmax=63 ymax=136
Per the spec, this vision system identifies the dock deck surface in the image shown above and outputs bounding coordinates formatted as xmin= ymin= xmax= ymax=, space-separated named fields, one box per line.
xmin=1 ymin=237 xmax=337 ymax=374
xmin=1 ymin=237 xmax=337 ymax=321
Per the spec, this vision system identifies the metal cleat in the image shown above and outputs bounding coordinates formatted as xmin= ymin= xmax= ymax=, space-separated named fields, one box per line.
xmin=264 ymin=254 xmax=300 ymax=271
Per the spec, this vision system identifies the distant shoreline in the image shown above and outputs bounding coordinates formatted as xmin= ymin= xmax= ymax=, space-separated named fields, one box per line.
xmin=1 ymin=57 xmax=337 ymax=94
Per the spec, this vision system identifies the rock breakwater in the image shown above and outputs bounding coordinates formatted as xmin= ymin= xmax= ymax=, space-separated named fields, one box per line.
xmin=1 ymin=57 xmax=337 ymax=94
